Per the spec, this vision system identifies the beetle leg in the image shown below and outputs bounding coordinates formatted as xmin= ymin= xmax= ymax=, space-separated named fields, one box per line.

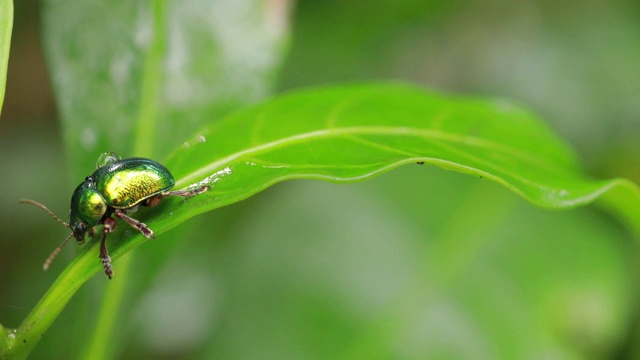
xmin=144 ymin=194 xmax=163 ymax=207
xmin=163 ymin=185 xmax=210 ymax=198
xmin=87 ymin=227 xmax=95 ymax=239
xmin=100 ymin=217 xmax=116 ymax=279
xmin=114 ymin=209 xmax=155 ymax=239
xmin=144 ymin=186 xmax=209 ymax=209
xmin=100 ymin=232 xmax=113 ymax=280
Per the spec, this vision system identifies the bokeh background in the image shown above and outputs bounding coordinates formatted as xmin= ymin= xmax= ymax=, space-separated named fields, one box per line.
xmin=1 ymin=0 xmax=640 ymax=358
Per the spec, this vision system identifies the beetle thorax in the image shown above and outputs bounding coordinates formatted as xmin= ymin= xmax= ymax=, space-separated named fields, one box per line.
xmin=69 ymin=180 xmax=108 ymax=237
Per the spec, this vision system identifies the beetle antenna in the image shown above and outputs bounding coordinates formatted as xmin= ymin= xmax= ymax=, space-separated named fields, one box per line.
xmin=43 ymin=233 xmax=74 ymax=271
xmin=20 ymin=199 xmax=69 ymax=228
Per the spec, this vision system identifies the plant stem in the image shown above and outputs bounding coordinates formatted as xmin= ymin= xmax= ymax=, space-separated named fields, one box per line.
xmin=133 ymin=0 xmax=166 ymax=158
xmin=0 ymin=241 xmax=102 ymax=359
xmin=80 ymin=2 xmax=167 ymax=358
xmin=77 ymin=254 xmax=134 ymax=360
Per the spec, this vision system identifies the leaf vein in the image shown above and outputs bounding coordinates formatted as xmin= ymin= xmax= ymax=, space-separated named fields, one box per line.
xmin=176 ymin=126 xmax=564 ymax=187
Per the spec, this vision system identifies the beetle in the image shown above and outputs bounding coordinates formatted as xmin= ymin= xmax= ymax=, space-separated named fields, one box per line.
xmin=21 ymin=155 xmax=209 ymax=279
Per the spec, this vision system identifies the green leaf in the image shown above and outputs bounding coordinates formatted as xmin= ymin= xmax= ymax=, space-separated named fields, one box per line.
xmin=0 ymin=0 xmax=11 ymax=347
xmin=6 ymin=82 xmax=639 ymax=359
xmin=0 ymin=0 xmax=12 ymax=118
xmin=45 ymin=80 xmax=640 ymax=310
xmin=20 ymin=1 xmax=290 ymax=359
xmin=162 ymin=82 xmax=640 ymax=223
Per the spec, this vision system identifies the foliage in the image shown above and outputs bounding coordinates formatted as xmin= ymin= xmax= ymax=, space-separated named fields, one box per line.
xmin=1 ymin=1 xmax=639 ymax=359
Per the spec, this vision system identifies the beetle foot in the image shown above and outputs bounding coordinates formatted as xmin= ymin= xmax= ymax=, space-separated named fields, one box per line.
xmin=99 ymin=229 xmax=113 ymax=279
xmin=114 ymin=209 xmax=155 ymax=239
xmin=144 ymin=194 xmax=163 ymax=208
xmin=139 ymin=224 xmax=155 ymax=239
xmin=131 ymin=220 xmax=154 ymax=239
xmin=165 ymin=185 xmax=210 ymax=199
xmin=101 ymin=255 xmax=113 ymax=279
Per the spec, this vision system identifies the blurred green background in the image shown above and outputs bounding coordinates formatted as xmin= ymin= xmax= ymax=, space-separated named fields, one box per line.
xmin=1 ymin=0 xmax=640 ymax=358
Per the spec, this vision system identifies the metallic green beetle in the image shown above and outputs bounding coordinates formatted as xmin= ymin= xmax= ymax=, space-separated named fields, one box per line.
xmin=22 ymin=156 xmax=209 ymax=279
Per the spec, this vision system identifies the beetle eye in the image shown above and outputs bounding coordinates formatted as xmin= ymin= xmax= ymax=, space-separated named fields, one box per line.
xmin=73 ymin=223 xmax=85 ymax=235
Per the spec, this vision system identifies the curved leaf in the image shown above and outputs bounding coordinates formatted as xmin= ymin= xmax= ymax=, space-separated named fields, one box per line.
xmin=0 ymin=0 xmax=12 ymax=118
xmin=164 ymin=82 xmax=640 ymax=214
xmin=60 ymin=82 xmax=640 ymax=267
xmin=0 ymin=0 xmax=12 ymax=347
xmin=6 ymin=82 xmax=640 ymax=359
xmin=14 ymin=1 xmax=291 ymax=359
xmin=52 ymin=81 xmax=640 ymax=268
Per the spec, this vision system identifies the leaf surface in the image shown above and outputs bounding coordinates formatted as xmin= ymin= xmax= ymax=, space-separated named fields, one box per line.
xmin=0 ymin=0 xmax=12 ymax=345
xmin=0 ymin=0 xmax=12 ymax=118
xmin=160 ymin=83 xmax=639 ymax=219
xmin=5 ymin=1 xmax=290 ymax=359
xmin=42 ymin=0 xmax=289 ymax=174
xmin=7 ymin=82 xmax=640 ymax=359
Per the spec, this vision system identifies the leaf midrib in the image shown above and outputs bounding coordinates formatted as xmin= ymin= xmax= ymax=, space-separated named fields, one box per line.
xmin=175 ymin=125 xmax=574 ymax=187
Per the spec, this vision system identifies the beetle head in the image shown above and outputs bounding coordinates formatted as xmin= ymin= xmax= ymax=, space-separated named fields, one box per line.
xmin=69 ymin=179 xmax=108 ymax=242
xmin=69 ymin=219 xmax=89 ymax=241
xmin=22 ymin=178 xmax=109 ymax=271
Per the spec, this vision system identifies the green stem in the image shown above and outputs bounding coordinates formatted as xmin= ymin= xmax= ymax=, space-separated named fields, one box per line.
xmin=80 ymin=2 xmax=167 ymax=359
xmin=0 ymin=241 xmax=103 ymax=359
xmin=133 ymin=0 xmax=166 ymax=158
xmin=77 ymin=254 xmax=134 ymax=360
